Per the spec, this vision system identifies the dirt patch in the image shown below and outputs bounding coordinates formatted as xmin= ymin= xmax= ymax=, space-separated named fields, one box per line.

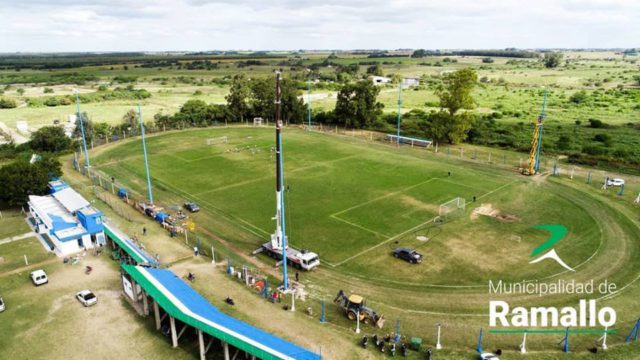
xmin=470 ymin=203 xmax=519 ymax=222
xmin=400 ymin=195 xmax=439 ymax=213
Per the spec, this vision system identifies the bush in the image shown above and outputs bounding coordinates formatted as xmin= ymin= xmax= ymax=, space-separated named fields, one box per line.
xmin=482 ymin=57 xmax=494 ymax=63
xmin=593 ymin=133 xmax=612 ymax=146
xmin=569 ymin=90 xmax=588 ymax=104
xmin=588 ymin=118 xmax=606 ymax=128
xmin=0 ymin=98 xmax=17 ymax=109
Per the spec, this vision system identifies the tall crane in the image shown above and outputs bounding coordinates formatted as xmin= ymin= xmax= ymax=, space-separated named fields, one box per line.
xmin=526 ymin=90 xmax=547 ymax=175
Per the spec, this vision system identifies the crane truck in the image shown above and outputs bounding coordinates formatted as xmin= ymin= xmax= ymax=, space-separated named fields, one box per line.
xmin=254 ymin=71 xmax=320 ymax=272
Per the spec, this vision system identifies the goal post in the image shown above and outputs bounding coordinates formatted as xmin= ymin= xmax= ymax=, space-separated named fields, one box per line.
xmin=206 ymin=136 xmax=228 ymax=145
xmin=439 ymin=197 xmax=466 ymax=222
xmin=253 ymin=117 xmax=264 ymax=126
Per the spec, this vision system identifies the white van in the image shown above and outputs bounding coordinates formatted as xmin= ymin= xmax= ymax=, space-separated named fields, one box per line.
xmin=30 ymin=269 xmax=48 ymax=286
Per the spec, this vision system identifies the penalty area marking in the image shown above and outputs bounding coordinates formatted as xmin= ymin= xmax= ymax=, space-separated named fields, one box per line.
xmin=330 ymin=179 xmax=518 ymax=267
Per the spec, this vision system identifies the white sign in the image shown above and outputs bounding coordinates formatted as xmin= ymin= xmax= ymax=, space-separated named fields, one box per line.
xmin=122 ymin=275 xmax=134 ymax=300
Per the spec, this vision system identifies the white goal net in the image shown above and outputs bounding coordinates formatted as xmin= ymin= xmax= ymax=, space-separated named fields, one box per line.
xmin=253 ymin=117 xmax=264 ymax=126
xmin=206 ymin=136 xmax=228 ymax=145
xmin=439 ymin=197 xmax=466 ymax=221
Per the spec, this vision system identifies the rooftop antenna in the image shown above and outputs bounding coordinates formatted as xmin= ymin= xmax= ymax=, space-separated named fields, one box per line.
xmin=74 ymin=89 xmax=90 ymax=169
xmin=137 ymin=104 xmax=154 ymax=205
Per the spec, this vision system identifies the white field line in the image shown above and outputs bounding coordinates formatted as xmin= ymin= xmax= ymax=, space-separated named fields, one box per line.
xmin=476 ymin=180 xmax=519 ymax=200
xmin=329 ymin=215 xmax=390 ymax=238
xmin=330 ymin=217 xmax=436 ymax=267
xmin=330 ymin=179 xmax=517 ymax=268
xmin=0 ymin=231 xmax=36 ymax=245
xmin=193 ymin=154 xmax=360 ymax=196
xmin=151 ymin=176 xmax=270 ymax=237
xmin=331 ymin=177 xmax=439 ymax=217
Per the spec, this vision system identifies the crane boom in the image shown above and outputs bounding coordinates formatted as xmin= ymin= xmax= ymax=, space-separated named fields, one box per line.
xmin=526 ymin=90 xmax=547 ymax=175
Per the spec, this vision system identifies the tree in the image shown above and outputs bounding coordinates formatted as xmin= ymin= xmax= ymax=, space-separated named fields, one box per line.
xmin=30 ymin=126 xmax=72 ymax=153
xmin=174 ymin=100 xmax=210 ymax=126
xmin=279 ymin=79 xmax=305 ymax=124
xmin=0 ymin=156 xmax=62 ymax=206
xmin=249 ymin=78 xmax=275 ymax=121
xmin=411 ymin=49 xmax=428 ymax=58
xmin=226 ymin=74 xmax=251 ymax=122
xmin=366 ymin=64 xmax=383 ymax=76
xmin=436 ymin=68 xmax=477 ymax=116
xmin=73 ymin=112 xmax=94 ymax=142
xmin=430 ymin=68 xmax=478 ymax=144
xmin=122 ymin=109 xmax=138 ymax=130
xmin=482 ymin=57 xmax=494 ymax=63
xmin=16 ymin=88 xmax=25 ymax=96
xmin=334 ymin=80 xmax=383 ymax=128
xmin=93 ymin=122 xmax=112 ymax=141
xmin=543 ymin=52 xmax=563 ymax=68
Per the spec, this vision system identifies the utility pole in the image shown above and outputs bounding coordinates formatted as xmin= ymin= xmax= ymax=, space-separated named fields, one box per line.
xmin=307 ymin=77 xmax=312 ymax=129
xmin=396 ymin=81 xmax=403 ymax=147
xmin=75 ymin=90 xmax=91 ymax=169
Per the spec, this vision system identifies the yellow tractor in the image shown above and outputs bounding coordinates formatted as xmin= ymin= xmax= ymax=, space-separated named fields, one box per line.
xmin=334 ymin=290 xmax=385 ymax=328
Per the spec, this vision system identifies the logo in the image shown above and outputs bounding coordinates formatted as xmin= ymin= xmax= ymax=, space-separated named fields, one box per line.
xmin=528 ymin=224 xmax=574 ymax=272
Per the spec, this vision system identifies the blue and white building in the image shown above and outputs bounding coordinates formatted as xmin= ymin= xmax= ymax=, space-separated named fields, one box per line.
xmin=28 ymin=180 xmax=105 ymax=256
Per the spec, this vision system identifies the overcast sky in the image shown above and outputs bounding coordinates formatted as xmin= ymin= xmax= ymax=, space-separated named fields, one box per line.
xmin=1 ymin=0 xmax=638 ymax=52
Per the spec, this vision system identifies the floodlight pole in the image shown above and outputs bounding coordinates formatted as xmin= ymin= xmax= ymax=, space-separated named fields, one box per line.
xmin=137 ymin=104 xmax=154 ymax=205
xmin=75 ymin=92 xmax=91 ymax=169
xmin=307 ymin=78 xmax=312 ymax=129
xmin=396 ymin=81 xmax=403 ymax=146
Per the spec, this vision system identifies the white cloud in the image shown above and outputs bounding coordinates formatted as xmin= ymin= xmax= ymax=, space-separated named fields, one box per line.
xmin=0 ymin=0 xmax=638 ymax=52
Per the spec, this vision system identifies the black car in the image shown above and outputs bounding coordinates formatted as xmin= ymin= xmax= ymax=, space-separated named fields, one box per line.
xmin=184 ymin=202 xmax=200 ymax=213
xmin=392 ymin=248 xmax=423 ymax=264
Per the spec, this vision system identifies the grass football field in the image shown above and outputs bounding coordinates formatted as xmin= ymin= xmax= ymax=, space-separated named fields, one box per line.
xmin=89 ymin=126 xmax=640 ymax=356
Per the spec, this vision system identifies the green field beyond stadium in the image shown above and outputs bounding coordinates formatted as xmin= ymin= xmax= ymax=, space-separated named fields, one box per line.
xmin=93 ymin=127 xmax=602 ymax=286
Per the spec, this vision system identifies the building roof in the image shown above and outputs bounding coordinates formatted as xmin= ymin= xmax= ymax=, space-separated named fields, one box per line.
xmin=29 ymin=195 xmax=88 ymax=242
xmin=52 ymin=187 xmax=90 ymax=213
xmin=121 ymin=265 xmax=321 ymax=360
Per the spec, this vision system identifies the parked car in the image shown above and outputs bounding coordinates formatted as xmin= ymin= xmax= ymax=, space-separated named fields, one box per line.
xmin=30 ymin=269 xmax=48 ymax=286
xmin=76 ymin=290 xmax=98 ymax=307
xmin=606 ymin=178 xmax=625 ymax=187
xmin=0 ymin=296 xmax=5 ymax=312
xmin=184 ymin=202 xmax=200 ymax=213
xmin=392 ymin=248 xmax=423 ymax=264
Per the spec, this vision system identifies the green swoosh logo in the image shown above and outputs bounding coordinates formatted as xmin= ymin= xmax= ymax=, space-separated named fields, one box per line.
xmin=530 ymin=224 xmax=568 ymax=257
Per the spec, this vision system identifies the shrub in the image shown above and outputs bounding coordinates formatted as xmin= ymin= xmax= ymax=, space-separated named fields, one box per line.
xmin=569 ymin=90 xmax=588 ymax=104
xmin=0 ymin=98 xmax=17 ymax=108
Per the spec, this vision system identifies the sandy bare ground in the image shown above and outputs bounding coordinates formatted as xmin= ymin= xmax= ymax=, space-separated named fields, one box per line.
xmin=0 ymin=120 xmax=29 ymax=144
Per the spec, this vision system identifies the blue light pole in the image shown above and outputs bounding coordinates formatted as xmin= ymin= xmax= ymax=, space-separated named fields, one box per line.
xmin=396 ymin=81 xmax=403 ymax=146
xmin=137 ymin=104 xmax=153 ymax=205
xmin=307 ymin=78 xmax=312 ymax=129
xmin=75 ymin=92 xmax=90 ymax=169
